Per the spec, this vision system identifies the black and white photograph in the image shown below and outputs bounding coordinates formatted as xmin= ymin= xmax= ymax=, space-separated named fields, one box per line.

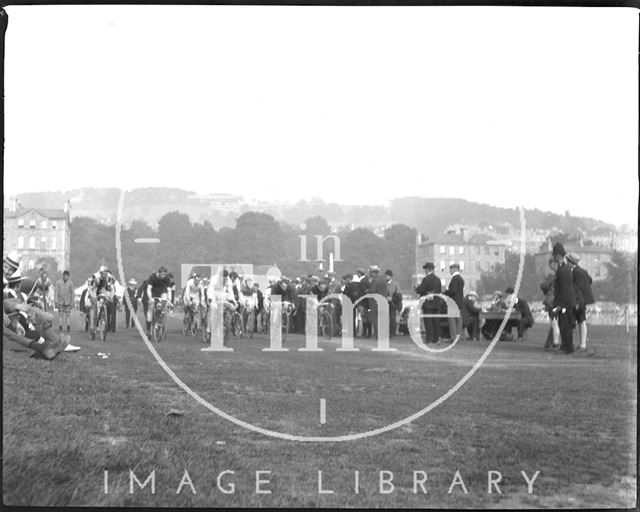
xmin=1 ymin=2 xmax=638 ymax=508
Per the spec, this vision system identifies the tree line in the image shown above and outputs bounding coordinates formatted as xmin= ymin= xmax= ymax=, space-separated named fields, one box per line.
xmin=58 ymin=210 xmax=636 ymax=304
xmin=67 ymin=212 xmax=417 ymax=292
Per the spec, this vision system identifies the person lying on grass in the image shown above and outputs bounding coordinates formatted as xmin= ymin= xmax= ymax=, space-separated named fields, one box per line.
xmin=4 ymin=276 xmax=68 ymax=359
xmin=3 ymin=307 xmax=66 ymax=360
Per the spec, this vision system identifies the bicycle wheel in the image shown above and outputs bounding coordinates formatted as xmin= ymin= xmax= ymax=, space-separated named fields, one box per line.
xmin=245 ymin=310 xmax=255 ymax=338
xmin=89 ymin=306 xmax=96 ymax=340
xmin=182 ymin=310 xmax=191 ymax=336
xmin=261 ymin=311 xmax=270 ymax=335
xmin=281 ymin=312 xmax=289 ymax=343
xmin=161 ymin=319 xmax=168 ymax=342
xmin=97 ymin=306 xmax=108 ymax=341
xmin=202 ymin=307 xmax=210 ymax=343
xmin=319 ymin=310 xmax=332 ymax=340
xmin=152 ymin=310 xmax=163 ymax=342
xmin=223 ymin=310 xmax=231 ymax=344
xmin=232 ymin=312 xmax=244 ymax=339
xmin=153 ymin=321 xmax=162 ymax=343
xmin=193 ymin=311 xmax=201 ymax=337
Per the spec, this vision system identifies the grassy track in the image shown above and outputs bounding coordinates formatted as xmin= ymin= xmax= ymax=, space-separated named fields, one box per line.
xmin=3 ymin=311 xmax=637 ymax=508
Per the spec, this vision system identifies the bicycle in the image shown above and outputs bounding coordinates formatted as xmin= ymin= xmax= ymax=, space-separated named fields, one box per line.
xmin=223 ymin=300 xmax=244 ymax=343
xmin=89 ymin=294 xmax=110 ymax=341
xmin=244 ymin=307 xmax=257 ymax=339
xmin=281 ymin=301 xmax=295 ymax=344
xmin=151 ymin=297 xmax=172 ymax=343
xmin=201 ymin=302 xmax=211 ymax=343
xmin=182 ymin=301 xmax=201 ymax=337
xmin=318 ymin=302 xmax=334 ymax=341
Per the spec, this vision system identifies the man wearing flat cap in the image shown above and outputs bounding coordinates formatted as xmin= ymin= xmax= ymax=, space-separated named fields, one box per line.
xmin=552 ymin=243 xmax=577 ymax=354
xmin=415 ymin=262 xmax=442 ymax=343
xmin=567 ymin=253 xmax=595 ymax=353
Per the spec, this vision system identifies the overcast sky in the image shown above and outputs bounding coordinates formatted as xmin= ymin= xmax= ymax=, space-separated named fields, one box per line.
xmin=3 ymin=6 xmax=638 ymax=226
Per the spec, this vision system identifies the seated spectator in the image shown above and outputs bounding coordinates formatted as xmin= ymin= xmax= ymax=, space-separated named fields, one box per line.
xmin=504 ymin=286 xmax=535 ymax=341
xmin=463 ymin=291 xmax=483 ymax=341
xmin=481 ymin=291 xmax=507 ymax=340
xmin=4 ymin=271 xmax=70 ymax=358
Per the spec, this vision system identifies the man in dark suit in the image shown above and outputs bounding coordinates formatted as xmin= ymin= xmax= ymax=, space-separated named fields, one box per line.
xmin=504 ymin=286 xmax=534 ymax=341
xmin=552 ymin=243 xmax=577 ymax=354
xmin=366 ymin=265 xmax=389 ymax=339
xmin=567 ymin=253 xmax=595 ymax=353
xmin=358 ymin=269 xmax=372 ymax=338
xmin=415 ymin=262 xmax=442 ymax=344
xmin=445 ymin=263 xmax=465 ymax=342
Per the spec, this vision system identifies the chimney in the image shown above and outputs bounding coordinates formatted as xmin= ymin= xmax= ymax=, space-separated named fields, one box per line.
xmin=547 ymin=238 xmax=552 ymax=252
xmin=9 ymin=196 xmax=18 ymax=213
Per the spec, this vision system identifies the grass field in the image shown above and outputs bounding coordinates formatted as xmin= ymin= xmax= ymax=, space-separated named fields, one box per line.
xmin=3 ymin=311 xmax=637 ymax=508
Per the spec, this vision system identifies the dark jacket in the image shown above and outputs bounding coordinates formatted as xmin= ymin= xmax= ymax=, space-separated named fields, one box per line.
xmin=515 ymin=298 xmax=534 ymax=328
xmin=416 ymin=273 xmax=442 ymax=312
xmin=270 ymin=283 xmax=297 ymax=306
xmin=463 ymin=295 xmax=482 ymax=318
xmin=310 ymin=285 xmax=329 ymax=303
xmin=367 ymin=275 xmax=389 ymax=298
xmin=553 ymin=262 xmax=577 ymax=309
xmin=445 ymin=274 xmax=465 ymax=309
xmin=343 ymin=281 xmax=362 ymax=303
xmin=573 ymin=266 xmax=595 ymax=306
xmin=540 ymin=273 xmax=555 ymax=311
xmin=136 ymin=281 xmax=149 ymax=305
xmin=124 ymin=287 xmax=138 ymax=312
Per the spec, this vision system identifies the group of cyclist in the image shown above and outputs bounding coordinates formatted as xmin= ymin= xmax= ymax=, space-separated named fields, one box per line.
xmin=81 ymin=265 xmax=176 ymax=340
xmin=176 ymin=265 xmax=401 ymax=341
xmin=71 ymin=263 xmax=400 ymax=344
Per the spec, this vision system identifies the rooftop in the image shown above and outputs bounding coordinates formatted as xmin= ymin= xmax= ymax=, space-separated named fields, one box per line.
xmin=4 ymin=208 xmax=67 ymax=220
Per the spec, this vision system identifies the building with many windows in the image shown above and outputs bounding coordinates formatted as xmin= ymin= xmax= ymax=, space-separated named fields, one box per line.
xmin=414 ymin=232 xmax=510 ymax=291
xmin=533 ymin=243 xmax=613 ymax=281
xmin=3 ymin=201 xmax=71 ymax=273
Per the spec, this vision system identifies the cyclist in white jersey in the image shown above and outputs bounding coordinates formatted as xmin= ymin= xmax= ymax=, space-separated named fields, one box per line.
xmin=183 ymin=273 xmax=203 ymax=310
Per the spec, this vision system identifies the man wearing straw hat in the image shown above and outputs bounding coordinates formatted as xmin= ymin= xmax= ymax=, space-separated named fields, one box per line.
xmin=3 ymin=251 xmax=21 ymax=278
xmin=567 ymin=253 xmax=595 ymax=354
xmin=4 ymin=270 xmax=70 ymax=358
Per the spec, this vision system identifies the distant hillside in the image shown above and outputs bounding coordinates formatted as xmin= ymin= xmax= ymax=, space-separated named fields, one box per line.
xmin=6 ymin=188 xmax=615 ymax=236
xmin=389 ymin=197 xmax=615 ymax=239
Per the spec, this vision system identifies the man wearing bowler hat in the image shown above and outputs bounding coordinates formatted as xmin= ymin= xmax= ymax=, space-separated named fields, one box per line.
xmin=415 ymin=262 xmax=442 ymax=344
xmin=552 ymin=243 xmax=577 ymax=354
xmin=567 ymin=253 xmax=595 ymax=354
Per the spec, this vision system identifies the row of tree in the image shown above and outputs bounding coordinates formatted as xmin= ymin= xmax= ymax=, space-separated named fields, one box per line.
xmin=57 ymin=210 xmax=636 ymax=304
xmin=67 ymin=212 xmax=418 ymax=291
